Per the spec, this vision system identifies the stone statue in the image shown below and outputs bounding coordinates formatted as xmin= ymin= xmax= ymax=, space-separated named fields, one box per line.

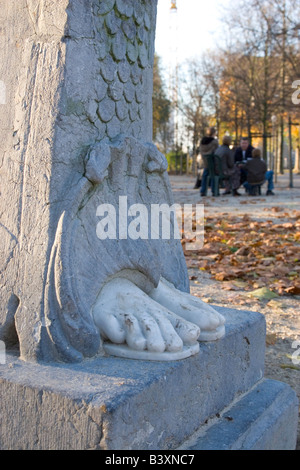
xmin=0 ymin=0 xmax=224 ymax=363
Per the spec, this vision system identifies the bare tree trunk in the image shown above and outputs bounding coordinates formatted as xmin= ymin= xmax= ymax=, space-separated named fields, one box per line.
xmin=280 ymin=116 xmax=285 ymax=174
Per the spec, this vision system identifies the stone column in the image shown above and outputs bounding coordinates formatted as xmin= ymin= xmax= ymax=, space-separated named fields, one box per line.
xmin=0 ymin=1 xmax=191 ymax=362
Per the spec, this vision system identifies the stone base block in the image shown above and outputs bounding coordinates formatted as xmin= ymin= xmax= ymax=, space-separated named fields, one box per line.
xmin=0 ymin=307 xmax=297 ymax=450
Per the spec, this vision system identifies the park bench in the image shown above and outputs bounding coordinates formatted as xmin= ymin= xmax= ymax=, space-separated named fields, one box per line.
xmin=246 ymin=181 xmax=264 ymax=196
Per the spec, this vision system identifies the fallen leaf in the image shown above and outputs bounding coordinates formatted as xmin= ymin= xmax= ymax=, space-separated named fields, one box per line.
xmin=284 ymin=284 xmax=300 ymax=295
xmin=202 ymin=297 xmax=214 ymax=303
xmin=247 ymin=287 xmax=279 ymax=300
xmin=232 ymin=279 xmax=249 ymax=289
xmin=280 ymin=364 xmax=300 ymax=371
xmin=252 ymin=280 xmax=266 ymax=289
xmin=221 ymin=282 xmax=238 ymax=291
xmin=267 ymin=299 xmax=286 ymax=309
xmin=235 ymin=246 xmax=250 ymax=256
xmin=201 ymin=254 xmax=219 ymax=260
xmin=266 ymin=333 xmax=277 ymax=345
xmin=215 ymin=272 xmax=227 ymax=281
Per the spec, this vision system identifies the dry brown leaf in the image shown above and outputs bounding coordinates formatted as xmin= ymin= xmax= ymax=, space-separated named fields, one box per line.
xmin=266 ymin=333 xmax=277 ymax=345
xmin=284 ymin=284 xmax=300 ymax=295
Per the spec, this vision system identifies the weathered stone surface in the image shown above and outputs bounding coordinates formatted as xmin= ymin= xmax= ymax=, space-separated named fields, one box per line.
xmin=116 ymin=97 xmax=128 ymax=121
xmin=108 ymin=80 xmax=124 ymax=102
xmin=0 ymin=0 xmax=161 ymax=362
xmin=117 ymin=60 xmax=131 ymax=83
xmin=97 ymin=97 xmax=116 ymax=122
xmin=0 ymin=0 xmax=70 ymax=359
xmin=116 ymin=0 xmax=134 ymax=18
xmin=181 ymin=379 xmax=298 ymax=451
xmin=97 ymin=0 xmax=115 ymax=16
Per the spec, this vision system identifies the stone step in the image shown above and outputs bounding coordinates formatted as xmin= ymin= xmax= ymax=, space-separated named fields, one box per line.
xmin=0 ymin=306 xmax=296 ymax=450
xmin=179 ymin=378 xmax=298 ymax=450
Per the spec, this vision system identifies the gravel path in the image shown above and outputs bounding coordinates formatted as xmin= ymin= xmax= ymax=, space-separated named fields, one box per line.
xmin=170 ymin=172 xmax=300 ymax=450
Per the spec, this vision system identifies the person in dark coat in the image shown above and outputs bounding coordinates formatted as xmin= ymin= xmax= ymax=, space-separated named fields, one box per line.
xmin=243 ymin=148 xmax=275 ymax=195
xmin=234 ymin=137 xmax=254 ymax=163
xmin=214 ymin=135 xmax=241 ymax=196
xmin=234 ymin=137 xmax=255 ymax=186
xmin=244 ymin=148 xmax=267 ymax=183
xmin=199 ymin=127 xmax=219 ymax=196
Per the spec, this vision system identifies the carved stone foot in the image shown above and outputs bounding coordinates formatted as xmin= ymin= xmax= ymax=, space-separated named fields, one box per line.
xmin=149 ymin=278 xmax=226 ymax=342
xmin=92 ymin=278 xmax=201 ymax=361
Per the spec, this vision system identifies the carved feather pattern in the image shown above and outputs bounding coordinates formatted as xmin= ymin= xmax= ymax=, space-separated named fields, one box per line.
xmin=91 ymin=0 xmax=154 ymax=141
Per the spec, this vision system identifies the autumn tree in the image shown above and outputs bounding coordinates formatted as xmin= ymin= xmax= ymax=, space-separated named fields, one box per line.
xmin=165 ymin=0 xmax=300 ymax=173
xmin=177 ymin=60 xmax=210 ymax=173
xmin=152 ymin=54 xmax=172 ymax=153
xmin=201 ymin=53 xmax=223 ymax=138
xmin=220 ymin=0 xmax=300 ymax=164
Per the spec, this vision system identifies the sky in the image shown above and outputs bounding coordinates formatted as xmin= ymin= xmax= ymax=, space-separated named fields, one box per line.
xmin=155 ymin=0 xmax=230 ymax=68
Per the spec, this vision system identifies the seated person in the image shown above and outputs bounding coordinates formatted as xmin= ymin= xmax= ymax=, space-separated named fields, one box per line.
xmin=234 ymin=137 xmax=254 ymax=163
xmin=234 ymin=137 xmax=255 ymax=186
xmin=243 ymin=148 xmax=275 ymax=195
xmin=215 ymin=135 xmax=241 ymax=196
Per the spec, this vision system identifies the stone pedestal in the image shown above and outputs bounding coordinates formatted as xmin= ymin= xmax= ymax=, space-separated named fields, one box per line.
xmin=0 ymin=307 xmax=298 ymax=450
